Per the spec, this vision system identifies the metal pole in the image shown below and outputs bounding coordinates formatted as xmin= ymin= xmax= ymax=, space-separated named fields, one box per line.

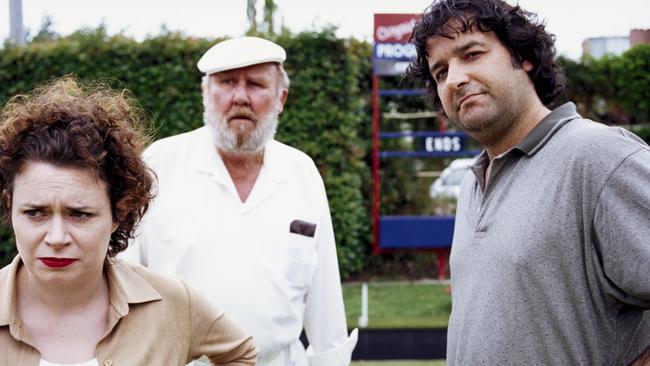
xmin=372 ymin=75 xmax=380 ymax=255
xmin=9 ymin=0 xmax=26 ymax=46
xmin=358 ymin=282 xmax=369 ymax=328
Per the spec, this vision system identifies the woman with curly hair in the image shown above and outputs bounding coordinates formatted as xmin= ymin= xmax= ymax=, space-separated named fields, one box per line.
xmin=0 ymin=76 xmax=257 ymax=365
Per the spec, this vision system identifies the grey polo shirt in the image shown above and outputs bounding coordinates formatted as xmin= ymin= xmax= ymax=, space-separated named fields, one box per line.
xmin=447 ymin=103 xmax=650 ymax=365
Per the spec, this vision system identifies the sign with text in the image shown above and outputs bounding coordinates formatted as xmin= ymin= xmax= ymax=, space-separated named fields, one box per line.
xmin=423 ymin=135 xmax=463 ymax=153
xmin=373 ymin=13 xmax=420 ymax=76
xmin=374 ymin=14 xmax=419 ymax=43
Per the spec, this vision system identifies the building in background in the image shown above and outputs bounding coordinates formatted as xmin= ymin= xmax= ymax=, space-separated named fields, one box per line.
xmin=583 ymin=29 xmax=650 ymax=58
xmin=9 ymin=0 xmax=26 ymax=46
xmin=630 ymin=28 xmax=650 ymax=46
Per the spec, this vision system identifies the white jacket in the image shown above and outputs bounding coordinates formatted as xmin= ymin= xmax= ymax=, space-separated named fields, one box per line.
xmin=123 ymin=127 xmax=357 ymax=366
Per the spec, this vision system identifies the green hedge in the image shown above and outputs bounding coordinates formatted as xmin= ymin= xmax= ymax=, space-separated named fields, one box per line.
xmin=557 ymin=45 xmax=650 ymax=124
xmin=0 ymin=28 xmax=368 ymax=278
xmin=2 ymin=28 xmax=647 ymax=278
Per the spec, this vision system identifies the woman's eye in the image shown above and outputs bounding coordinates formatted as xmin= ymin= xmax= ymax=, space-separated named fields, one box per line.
xmin=24 ymin=210 xmax=43 ymax=218
xmin=69 ymin=211 xmax=90 ymax=219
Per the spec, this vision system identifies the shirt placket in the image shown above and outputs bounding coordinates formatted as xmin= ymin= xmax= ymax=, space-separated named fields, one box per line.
xmin=473 ymin=154 xmax=512 ymax=238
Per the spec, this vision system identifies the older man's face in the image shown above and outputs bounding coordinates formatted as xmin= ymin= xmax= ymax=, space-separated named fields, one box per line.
xmin=203 ymin=62 xmax=288 ymax=153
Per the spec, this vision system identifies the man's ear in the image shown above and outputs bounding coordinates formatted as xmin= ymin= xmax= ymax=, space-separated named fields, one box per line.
xmin=200 ymin=75 xmax=210 ymax=100
xmin=522 ymin=60 xmax=534 ymax=72
xmin=278 ymin=89 xmax=289 ymax=114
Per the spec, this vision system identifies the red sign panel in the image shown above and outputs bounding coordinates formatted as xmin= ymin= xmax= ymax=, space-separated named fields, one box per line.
xmin=373 ymin=13 xmax=420 ymax=43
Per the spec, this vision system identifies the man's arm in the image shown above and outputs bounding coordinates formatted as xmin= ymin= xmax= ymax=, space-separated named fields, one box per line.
xmin=595 ymin=148 xmax=650 ymax=306
xmin=302 ymin=194 xmax=357 ymax=366
xmin=595 ymin=148 xmax=650 ymax=364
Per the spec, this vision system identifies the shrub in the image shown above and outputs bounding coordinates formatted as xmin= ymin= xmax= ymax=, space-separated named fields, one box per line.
xmin=0 ymin=28 xmax=368 ymax=277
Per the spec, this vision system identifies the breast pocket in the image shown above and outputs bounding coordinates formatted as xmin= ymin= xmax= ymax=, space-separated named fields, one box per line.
xmin=284 ymin=233 xmax=318 ymax=289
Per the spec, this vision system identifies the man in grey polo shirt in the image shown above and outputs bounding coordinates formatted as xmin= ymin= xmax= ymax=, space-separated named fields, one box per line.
xmin=408 ymin=0 xmax=650 ymax=364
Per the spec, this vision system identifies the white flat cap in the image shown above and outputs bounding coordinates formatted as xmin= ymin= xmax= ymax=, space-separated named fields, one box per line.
xmin=197 ymin=36 xmax=286 ymax=75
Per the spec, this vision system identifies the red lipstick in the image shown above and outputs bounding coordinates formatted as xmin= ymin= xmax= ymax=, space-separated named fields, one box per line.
xmin=40 ymin=258 xmax=77 ymax=268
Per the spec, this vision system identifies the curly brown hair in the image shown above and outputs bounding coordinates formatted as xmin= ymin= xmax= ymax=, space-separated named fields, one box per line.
xmin=0 ymin=76 xmax=154 ymax=257
xmin=408 ymin=0 xmax=565 ymax=107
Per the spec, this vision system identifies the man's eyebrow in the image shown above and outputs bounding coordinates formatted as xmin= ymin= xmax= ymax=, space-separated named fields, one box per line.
xmin=212 ymin=71 xmax=234 ymax=80
xmin=429 ymin=40 xmax=486 ymax=74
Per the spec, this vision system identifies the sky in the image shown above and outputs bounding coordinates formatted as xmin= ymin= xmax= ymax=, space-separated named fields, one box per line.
xmin=1 ymin=0 xmax=649 ymax=59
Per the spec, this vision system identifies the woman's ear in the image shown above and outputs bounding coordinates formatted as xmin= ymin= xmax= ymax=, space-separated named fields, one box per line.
xmin=2 ymin=190 xmax=11 ymax=212
xmin=113 ymin=197 xmax=130 ymax=232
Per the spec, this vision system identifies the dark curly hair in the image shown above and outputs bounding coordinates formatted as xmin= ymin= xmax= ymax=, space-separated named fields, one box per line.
xmin=0 ymin=76 xmax=154 ymax=258
xmin=407 ymin=0 xmax=565 ymax=107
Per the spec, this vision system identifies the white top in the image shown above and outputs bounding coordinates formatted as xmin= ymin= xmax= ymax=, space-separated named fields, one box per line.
xmin=123 ymin=127 xmax=357 ymax=366
xmin=39 ymin=359 xmax=99 ymax=366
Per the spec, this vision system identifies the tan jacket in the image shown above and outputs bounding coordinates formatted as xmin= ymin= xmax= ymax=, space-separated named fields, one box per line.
xmin=0 ymin=256 xmax=258 ymax=365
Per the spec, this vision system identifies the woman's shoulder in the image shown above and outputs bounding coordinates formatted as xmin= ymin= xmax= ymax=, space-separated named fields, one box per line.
xmin=108 ymin=259 xmax=191 ymax=305
xmin=108 ymin=260 xmax=224 ymax=329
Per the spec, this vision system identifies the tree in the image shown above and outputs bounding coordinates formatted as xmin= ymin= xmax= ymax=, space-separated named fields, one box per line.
xmin=614 ymin=45 xmax=650 ymax=123
xmin=31 ymin=16 xmax=60 ymax=43
xmin=262 ymin=0 xmax=277 ymax=35
xmin=246 ymin=0 xmax=257 ymax=33
xmin=246 ymin=0 xmax=277 ymax=35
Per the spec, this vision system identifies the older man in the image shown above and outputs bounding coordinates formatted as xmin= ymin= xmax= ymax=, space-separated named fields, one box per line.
xmin=408 ymin=0 xmax=650 ymax=364
xmin=125 ymin=37 xmax=357 ymax=366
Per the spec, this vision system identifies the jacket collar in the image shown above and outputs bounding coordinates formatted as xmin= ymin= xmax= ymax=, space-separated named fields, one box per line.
xmin=189 ymin=126 xmax=290 ymax=186
xmin=104 ymin=259 xmax=162 ymax=317
xmin=0 ymin=256 xmax=161 ymax=327
xmin=0 ymin=255 xmax=21 ymax=327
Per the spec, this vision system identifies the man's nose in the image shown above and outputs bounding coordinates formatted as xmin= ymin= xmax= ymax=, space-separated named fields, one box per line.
xmin=445 ymin=63 xmax=470 ymax=91
xmin=45 ymin=216 xmax=71 ymax=248
xmin=232 ymin=81 xmax=250 ymax=106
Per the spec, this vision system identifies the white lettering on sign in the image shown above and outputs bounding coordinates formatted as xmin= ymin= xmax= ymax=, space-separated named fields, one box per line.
xmin=376 ymin=43 xmax=417 ymax=59
xmin=393 ymin=61 xmax=410 ymax=74
xmin=376 ymin=18 xmax=417 ymax=42
xmin=424 ymin=136 xmax=462 ymax=152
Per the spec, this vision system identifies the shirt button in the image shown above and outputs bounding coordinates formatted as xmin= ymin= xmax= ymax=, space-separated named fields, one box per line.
xmin=103 ymin=360 xmax=113 ymax=366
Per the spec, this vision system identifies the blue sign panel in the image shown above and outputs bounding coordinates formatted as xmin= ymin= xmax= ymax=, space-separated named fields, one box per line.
xmin=373 ymin=59 xmax=411 ymax=76
xmin=374 ymin=42 xmax=417 ymax=60
xmin=379 ymin=216 xmax=455 ymax=249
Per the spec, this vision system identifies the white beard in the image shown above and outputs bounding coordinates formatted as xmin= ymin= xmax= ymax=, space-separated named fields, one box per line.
xmin=203 ymin=95 xmax=280 ymax=155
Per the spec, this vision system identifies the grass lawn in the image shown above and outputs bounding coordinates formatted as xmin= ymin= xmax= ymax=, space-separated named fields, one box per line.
xmin=343 ymin=282 xmax=451 ymax=328
xmin=352 ymin=360 xmax=445 ymax=366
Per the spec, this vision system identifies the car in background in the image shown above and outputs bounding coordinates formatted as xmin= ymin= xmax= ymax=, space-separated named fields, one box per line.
xmin=429 ymin=158 xmax=475 ymax=200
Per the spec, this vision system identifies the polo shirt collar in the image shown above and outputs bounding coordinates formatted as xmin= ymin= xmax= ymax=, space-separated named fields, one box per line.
xmin=514 ymin=102 xmax=581 ymax=156
xmin=470 ymin=103 xmax=581 ymax=188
